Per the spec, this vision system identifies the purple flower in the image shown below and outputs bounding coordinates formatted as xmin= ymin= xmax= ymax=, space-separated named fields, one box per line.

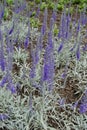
xmin=0 ymin=5 xmax=4 ymax=20
xmin=43 ymin=61 xmax=54 ymax=91
xmin=79 ymin=90 xmax=87 ymax=114
xmin=43 ymin=43 xmax=54 ymax=91
xmin=0 ymin=58 xmax=5 ymax=71
xmin=79 ymin=103 xmax=87 ymax=114
xmin=0 ymin=75 xmax=8 ymax=87
xmin=34 ymin=47 xmax=39 ymax=65
xmin=76 ymin=20 xmax=80 ymax=36
xmin=41 ymin=8 xmax=48 ymax=36
xmin=71 ymin=101 xmax=78 ymax=111
xmin=58 ymin=43 xmax=63 ymax=53
xmin=29 ymin=65 xmax=36 ymax=79
xmin=35 ymin=6 xmax=40 ymax=18
xmin=80 ymin=9 xmax=87 ymax=25
xmin=52 ymin=10 xmax=56 ymax=21
xmin=7 ymin=83 xmax=16 ymax=94
xmin=0 ymin=30 xmax=2 ymax=40
xmin=82 ymin=44 xmax=87 ymax=51
xmin=41 ymin=24 xmax=46 ymax=36
xmin=70 ymin=42 xmax=76 ymax=51
xmin=14 ymin=1 xmax=26 ymax=14
xmin=9 ymin=22 xmax=14 ymax=35
xmin=0 ymin=48 xmax=5 ymax=71
xmin=43 ymin=63 xmax=49 ymax=81
xmin=76 ymin=47 xmax=80 ymax=60
xmin=60 ymin=12 xmax=66 ymax=38
xmin=24 ymin=21 xmax=30 ymax=49
xmin=24 ymin=37 xmax=29 ymax=49
xmin=48 ymin=31 xmax=53 ymax=49
xmin=0 ymin=32 xmax=5 ymax=71
xmin=61 ymin=72 xmax=67 ymax=79
xmin=5 ymin=28 xmax=13 ymax=53
xmin=0 ymin=114 xmax=9 ymax=120
xmin=58 ymin=98 xmax=65 ymax=107
xmin=65 ymin=14 xmax=71 ymax=39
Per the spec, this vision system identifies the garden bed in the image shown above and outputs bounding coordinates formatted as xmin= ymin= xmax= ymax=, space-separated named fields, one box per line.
xmin=0 ymin=0 xmax=87 ymax=130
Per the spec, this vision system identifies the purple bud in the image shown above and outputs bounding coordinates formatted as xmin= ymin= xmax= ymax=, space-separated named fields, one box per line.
xmin=79 ymin=89 xmax=87 ymax=114
xmin=14 ymin=1 xmax=26 ymax=14
xmin=61 ymin=72 xmax=67 ymax=79
xmin=0 ymin=114 xmax=9 ymax=120
xmin=48 ymin=31 xmax=53 ymax=49
xmin=9 ymin=23 xmax=14 ymax=35
xmin=24 ymin=20 xmax=30 ymax=49
xmin=58 ymin=43 xmax=63 ymax=53
xmin=52 ymin=10 xmax=56 ymax=21
xmin=0 ymin=5 xmax=4 ymax=20
xmin=79 ymin=103 xmax=87 ymax=114
xmin=76 ymin=20 xmax=80 ymax=36
xmin=29 ymin=68 xmax=36 ymax=79
xmin=82 ymin=44 xmax=87 ymax=51
xmin=34 ymin=48 xmax=39 ymax=64
xmin=7 ymin=83 xmax=16 ymax=94
xmin=76 ymin=47 xmax=80 ymax=60
xmin=41 ymin=8 xmax=48 ymax=35
xmin=58 ymin=98 xmax=65 ymax=107
xmin=41 ymin=24 xmax=46 ymax=36
xmin=70 ymin=43 xmax=76 ymax=51
xmin=71 ymin=101 xmax=78 ymax=111
xmin=24 ymin=37 xmax=29 ymax=49
xmin=35 ymin=6 xmax=40 ymax=18
xmin=43 ymin=63 xmax=49 ymax=81
xmin=0 ymin=75 xmax=8 ymax=87
xmin=0 ymin=59 xmax=5 ymax=71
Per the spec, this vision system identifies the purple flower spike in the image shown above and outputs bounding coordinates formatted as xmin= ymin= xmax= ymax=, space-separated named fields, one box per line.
xmin=41 ymin=24 xmax=46 ymax=36
xmin=0 ymin=59 xmax=5 ymax=71
xmin=58 ymin=43 xmax=63 ymax=53
xmin=0 ymin=10 xmax=4 ymax=20
xmin=43 ymin=63 xmax=49 ymax=81
xmin=0 ymin=5 xmax=4 ymax=20
xmin=52 ymin=10 xmax=56 ymax=21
